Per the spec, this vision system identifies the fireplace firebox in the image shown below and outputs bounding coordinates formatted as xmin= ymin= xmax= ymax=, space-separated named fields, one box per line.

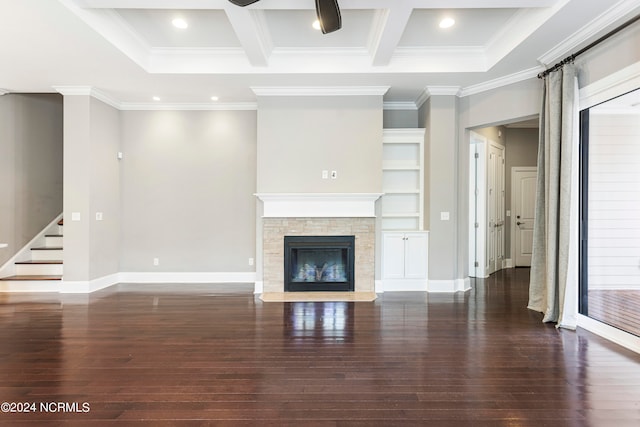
xmin=284 ymin=236 xmax=355 ymax=292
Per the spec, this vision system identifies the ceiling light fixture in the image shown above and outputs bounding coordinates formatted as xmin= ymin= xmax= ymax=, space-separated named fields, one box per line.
xmin=439 ymin=17 xmax=455 ymax=29
xmin=152 ymin=96 xmax=160 ymax=101
xmin=172 ymin=18 xmax=188 ymax=29
xmin=211 ymin=96 xmax=219 ymax=101
xmin=312 ymin=19 xmax=321 ymax=30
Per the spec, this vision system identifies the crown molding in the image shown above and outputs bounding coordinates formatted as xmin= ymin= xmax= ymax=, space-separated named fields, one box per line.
xmin=426 ymin=86 xmax=462 ymax=97
xmin=459 ymin=67 xmax=543 ymax=97
xmin=538 ymin=0 xmax=640 ymax=66
xmin=251 ymin=86 xmax=390 ymax=97
xmin=119 ymin=102 xmax=258 ymax=111
xmin=414 ymin=90 xmax=430 ymax=109
xmin=53 ymin=86 xmax=257 ymax=111
xmin=383 ymin=102 xmax=418 ymax=111
xmin=52 ymin=86 xmax=121 ymax=109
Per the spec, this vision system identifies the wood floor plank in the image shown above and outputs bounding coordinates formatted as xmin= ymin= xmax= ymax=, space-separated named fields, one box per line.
xmin=1 ymin=270 xmax=640 ymax=425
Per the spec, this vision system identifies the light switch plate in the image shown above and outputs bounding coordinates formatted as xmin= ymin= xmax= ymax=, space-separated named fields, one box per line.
xmin=440 ymin=211 xmax=450 ymax=221
xmin=322 ymin=170 xmax=328 ymax=179
xmin=71 ymin=212 xmax=81 ymax=221
xmin=96 ymin=212 xmax=103 ymax=221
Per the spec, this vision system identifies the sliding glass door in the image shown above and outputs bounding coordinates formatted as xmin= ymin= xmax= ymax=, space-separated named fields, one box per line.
xmin=580 ymin=88 xmax=640 ymax=337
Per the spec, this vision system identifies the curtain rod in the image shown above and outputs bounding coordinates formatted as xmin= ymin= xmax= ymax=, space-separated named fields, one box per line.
xmin=537 ymin=13 xmax=640 ymax=79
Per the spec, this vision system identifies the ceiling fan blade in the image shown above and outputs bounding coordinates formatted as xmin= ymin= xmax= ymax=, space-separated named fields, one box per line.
xmin=315 ymin=0 xmax=342 ymax=34
xmin=228 ymin=0 xmax=261 ymax=6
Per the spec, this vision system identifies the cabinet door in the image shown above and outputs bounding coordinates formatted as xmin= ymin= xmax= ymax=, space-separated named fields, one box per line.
xmin=382 ymin=233 xmax=406 ymax=279
xmin=404 ymin=233 xmax=428 ymax=279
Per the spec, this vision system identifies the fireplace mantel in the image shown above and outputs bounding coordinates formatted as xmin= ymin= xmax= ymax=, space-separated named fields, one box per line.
xmin=255 ymin=193 xmax=382 ymax=218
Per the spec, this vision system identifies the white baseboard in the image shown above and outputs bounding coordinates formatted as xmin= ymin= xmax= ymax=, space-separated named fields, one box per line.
xmin=375 ymin=280 xmax=384 ymax=293
xmin=254 ymin=280 xmax=263 ymax=294
xmin=428 ymin=278 xmax=472 ymax=293
xmin=577 ymin=313 xmax=640 ymax=354
xmin=61 ymin=273 xmax=120 ymax=294
xmin=503 ymin=259 xmax=513 ymax=269
xmin=119 ymin=271 xmax=257 ymax=284
xmin=382 ymin=279 xmax=427 ymax=291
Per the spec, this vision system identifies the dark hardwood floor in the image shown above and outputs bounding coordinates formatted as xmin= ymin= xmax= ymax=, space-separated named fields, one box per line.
xmin=2 ymin=268 xmax=640 ymax=426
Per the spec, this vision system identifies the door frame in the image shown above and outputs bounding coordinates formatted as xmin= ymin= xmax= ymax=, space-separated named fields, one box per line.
xmin=510 ymin=166 xmax=537 ymax=266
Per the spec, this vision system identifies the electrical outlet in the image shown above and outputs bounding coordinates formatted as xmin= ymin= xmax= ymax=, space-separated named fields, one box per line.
xmin=249 ymin=257 xmax=254 ymax=266
xmin=331 ymin=170 xmax=337 ymax=179
xmin=95 ymin=212 xmax=103 ymax=221
xmin=153 ymin=258 xmax=159 ymax=266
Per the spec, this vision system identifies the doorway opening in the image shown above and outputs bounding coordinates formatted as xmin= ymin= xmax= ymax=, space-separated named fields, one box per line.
xmin=469 ymin=119 xmax=539 ymax=278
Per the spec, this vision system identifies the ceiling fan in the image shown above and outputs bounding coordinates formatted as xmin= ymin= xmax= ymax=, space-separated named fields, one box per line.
xmin=228 ymin=0 xmax=342 ymax=34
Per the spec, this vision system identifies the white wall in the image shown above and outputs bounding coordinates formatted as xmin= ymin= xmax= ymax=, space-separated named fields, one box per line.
xmin=119 ymin=110 xmax=257 ymax=273
xmin=0 ymin=94 xmax=63 ymax=267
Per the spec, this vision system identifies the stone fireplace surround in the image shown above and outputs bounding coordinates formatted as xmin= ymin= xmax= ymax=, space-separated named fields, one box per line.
xmin=256 ymin=194 xmax=381 ymax=301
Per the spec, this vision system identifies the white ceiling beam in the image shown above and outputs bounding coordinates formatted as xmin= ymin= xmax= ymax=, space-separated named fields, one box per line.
xmin=72 ymin=0 xmax=559 ymax=10
xmin=369 ymin=5 xmax=413 ymax=66
xmin=223 ymin=6 xmax=271 ymax=67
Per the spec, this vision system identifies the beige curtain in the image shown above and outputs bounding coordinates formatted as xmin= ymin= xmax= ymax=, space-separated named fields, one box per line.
xmin=528 ymin=63 xmax=578 ymax=327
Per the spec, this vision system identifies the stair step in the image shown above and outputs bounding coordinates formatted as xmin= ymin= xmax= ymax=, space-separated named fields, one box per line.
xmin=0 ymin=275 xmax=62 ymax=281
xmin=45 ymin=235 xmax=63 ymax=246
xmin=30 ymin=247 xmax=63 ymax=261
xmin=15 ymin=260 xmax=63 ymax=265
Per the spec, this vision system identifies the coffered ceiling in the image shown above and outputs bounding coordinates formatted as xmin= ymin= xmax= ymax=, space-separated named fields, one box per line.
xmin=0 ymin=0 xmax=639 ymax=108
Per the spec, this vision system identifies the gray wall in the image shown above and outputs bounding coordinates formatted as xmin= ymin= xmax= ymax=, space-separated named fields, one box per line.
xmin=89 ymin=98 xmax=121 ymax=279
xmin=420 ymin=95 xmax=459 ymax=281
xmin=0 ymin=94 xmax=63 ymax=267
xmin=120 ymin=110 xmax=257 ymax=272
xmin=63 ymin=96 xmax=121 ymax=281
xmin=257 ymin=96 xmax=383 ymax=194
xmin=383 ymin=109 xmax=419 ymax=128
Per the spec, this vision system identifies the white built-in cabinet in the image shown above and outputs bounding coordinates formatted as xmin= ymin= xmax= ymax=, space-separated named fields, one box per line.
xmin=381 ymin=129 xmax=425 ymax=231
xmin=382 ymin=231 xmax=429 ymax=290
xmin=381 ymin=129 xmax=428 ymax=291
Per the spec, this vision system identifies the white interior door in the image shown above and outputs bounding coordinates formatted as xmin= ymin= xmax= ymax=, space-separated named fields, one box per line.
xmin=486 ymin=142 xmax=505 ymax=276
xmin=512 ymin=168 xmax=537 ymax=267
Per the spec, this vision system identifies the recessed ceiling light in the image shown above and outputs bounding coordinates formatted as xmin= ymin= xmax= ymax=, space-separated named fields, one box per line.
xmin=312 ymin=19 xmax=321 ymax=30
xmin=152 ymin=96 xmax=160 ymax=101
xmin=211 ymin=96 xmax=219 ymax=101
xmin=172 ymin=18 xmax=188 ymax=29
xmin=439 ymin=17 xmax=455 ymax=29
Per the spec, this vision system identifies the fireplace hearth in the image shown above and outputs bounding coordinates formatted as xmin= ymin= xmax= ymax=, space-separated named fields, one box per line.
xmin=284 ymin=236 xmax=355 ymax=292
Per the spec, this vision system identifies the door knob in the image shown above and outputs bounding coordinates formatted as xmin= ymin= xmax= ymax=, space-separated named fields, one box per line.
xmin=516 ymin=221 xmax=524 ymax=226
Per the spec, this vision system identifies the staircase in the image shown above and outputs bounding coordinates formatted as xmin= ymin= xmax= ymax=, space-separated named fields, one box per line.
xmin=0 ymin=218 xmax=64 ymax=290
